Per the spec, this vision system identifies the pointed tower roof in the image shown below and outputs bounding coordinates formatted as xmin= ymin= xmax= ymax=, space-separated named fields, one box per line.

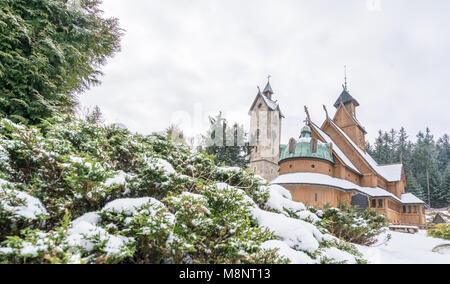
xmin=263 ymin=75 xmax=274 ymax=95
xmin=334 ymin=67 xmax=359 ymax=108
xmin=263 ymin=81 xmax=273 ymax=94
xmin=333 ymin=86 xmax=360 ymax=108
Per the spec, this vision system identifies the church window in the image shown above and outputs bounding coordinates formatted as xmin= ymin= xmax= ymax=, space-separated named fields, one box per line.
xmin=414 ymin=206 xmax=417 ymax=213
xmin=258 ymin=103 xmax=262 ymax=109
xmin=311 ymin=164 xmax=315 ymax=169
xmin=289 ymin=164 xmax=293 ymax=168
xmin=314 ymin=193 xmax=318 ymax=202
xmin=288 ymin=138 xmax=296 ymax=153
xmin=402 ymin=206 xmax=406 ymax=213
xmin=257 ymin=129 xmax=260 ymax=143
xmin=408 ymin=206 xmax=411 ymax=213
xmin=378 ymin=199 xmax=383 ymax=208
xmin=371 ymin=199 xmax=376 ymax=208
xmin=310 ymin=138 xmax=318 ymax=153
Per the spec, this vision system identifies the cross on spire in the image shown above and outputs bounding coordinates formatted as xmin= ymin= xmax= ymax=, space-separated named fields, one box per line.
xmin=304 ymin=106 xmax=311 ymax=123
xmin=344 ymin=65 xmax=348 ymax=91
xmin=262 ymin=75 xmax=274 ymax=96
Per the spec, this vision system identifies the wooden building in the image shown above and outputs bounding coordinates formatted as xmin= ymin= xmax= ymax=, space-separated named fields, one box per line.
xmin=267 ymin=83 xmax=426 ymax=227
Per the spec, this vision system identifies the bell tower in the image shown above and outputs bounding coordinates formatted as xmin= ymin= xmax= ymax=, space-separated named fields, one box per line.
xmin=333 ymin=68 xmax=367 ymax=152
xmin=248 ymin=77 xmax=283 ymax=181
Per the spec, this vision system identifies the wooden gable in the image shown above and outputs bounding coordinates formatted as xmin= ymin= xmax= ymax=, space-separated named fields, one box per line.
xmin=333 ymin=105 xmax=366 ymax=152
xmin=321 ymin=119 xmax=374 ymax=176
xmin=310 ymin=124 xmax=360 ymax=175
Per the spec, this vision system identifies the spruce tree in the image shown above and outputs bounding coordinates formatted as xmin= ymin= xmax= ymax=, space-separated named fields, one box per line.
xmin=405 ymin=171 xmax=425 ymax=202
xmin=0 ymin=0 xmax=122 ymax=125
xmin=411 ymin=128 xmax=441 ymax=207
xmin=387 ymin=128 xmax=398 ymax=163
xmin=370 ymin=127 xmax=448 ymax=207
xmin=201 ymin=112 xmax=252 ymax=168
xmin=397 ymin=127 xmax=410 ymax=163
xmin=437 ymin=134 xmax=450 ymax=171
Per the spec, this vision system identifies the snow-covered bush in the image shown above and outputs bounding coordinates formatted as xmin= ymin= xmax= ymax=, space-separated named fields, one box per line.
xmin=314 ymin=203 xmax=387 ymax=246
xmin=0 ymin=181 xmax=48 ymax=240
xmin=0 ymin=116 xmax=365 ymax=264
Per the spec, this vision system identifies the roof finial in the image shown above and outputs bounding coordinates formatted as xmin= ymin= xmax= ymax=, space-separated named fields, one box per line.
xmin=263 ymin=76 xmax=274 ymax=95
xmin=344 ymin=65 xmax=348 ymax=91
xmin=257 ymin=86 xmax=261 ymax=94
xmin=304 ymin=106 xmax=311 ymax=124
xmin=323 ymin=105 xmax=329 ymax=119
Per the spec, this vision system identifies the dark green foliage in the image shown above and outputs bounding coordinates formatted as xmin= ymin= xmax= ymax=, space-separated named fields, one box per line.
xmin=201 ymin=112 xmax=253 ymax=168
xmin=316 ymin=203 xmax=388 ymax=246
xmin=0 ymin=116 xmax=284 ymax=264
xmin=0 ymin=0 xmax=122 ymax=125
xmin=367 ymin=127 xmax=449 ymax=208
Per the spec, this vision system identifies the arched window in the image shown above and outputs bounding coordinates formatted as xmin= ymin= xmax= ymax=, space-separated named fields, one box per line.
xmin=288 ymin=138 xmax=296 ymax=153
xmin=310 ymin=138 xmax=318 ymax=153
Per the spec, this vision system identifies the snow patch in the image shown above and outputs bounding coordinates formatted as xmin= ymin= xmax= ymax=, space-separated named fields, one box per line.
xmin=0 ymin=186 xmax=48 ymax=220
xmin=155 ymin=158 xmax=176 ymax=174
xmin=67 ymin=220 xmax=131 ymax=255
xmin=252 ymin=207 xmax=322 ymax=253
xmin=322 ymin=247 xmax=357 ymax=264
xmin=261 ymin=240 xmax=316 ymax=264
xmin=266 ymin=185 xmax=306 ymax=213
xmin=102 ymin=197 xmax=162 ymax=214
xmin=104 ymin=171 xmax=134 ymax=187
xmin=72 ymin=212 xmax=101 ymax=227
xmin=356 ymin=230 xmax=450 ymax=264
xmin=216 ymin=166 xmax=242 ymax=173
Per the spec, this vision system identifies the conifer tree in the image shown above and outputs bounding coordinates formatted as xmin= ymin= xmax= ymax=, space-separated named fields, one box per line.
xmin=405 ymin=171 xmax=425 ymax=201
xmin=0 ymin=0 xmax=122 ymax=125
xmin=369 ymin=127 xmax=449 ymax=207
xmin=201 ymin=112 xmax=252 ymax=168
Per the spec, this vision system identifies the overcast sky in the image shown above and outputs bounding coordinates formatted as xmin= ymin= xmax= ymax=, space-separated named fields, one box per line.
xmin=79 ymin=0 xmax=450 ymax=144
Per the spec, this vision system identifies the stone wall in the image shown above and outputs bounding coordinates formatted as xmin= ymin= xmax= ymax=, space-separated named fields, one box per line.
xmin=248 ymin=94 xmax=282 ymax=182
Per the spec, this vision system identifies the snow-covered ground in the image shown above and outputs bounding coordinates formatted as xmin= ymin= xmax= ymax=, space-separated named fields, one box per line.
xmin=356 ymin=230 xmax=450 ymax=264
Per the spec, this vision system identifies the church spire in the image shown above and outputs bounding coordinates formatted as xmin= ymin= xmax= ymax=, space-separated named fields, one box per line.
xmin=262 ymin=75 xmax=274 ymax=100
xmin=333 ymin=66 xmax=359 ymax=112
xmin=344 ymin=65 xmax=348 ymax=91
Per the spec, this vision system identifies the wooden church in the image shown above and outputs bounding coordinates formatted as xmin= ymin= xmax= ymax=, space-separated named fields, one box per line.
xmin=248 ymin=77 xmax=426 ymax=228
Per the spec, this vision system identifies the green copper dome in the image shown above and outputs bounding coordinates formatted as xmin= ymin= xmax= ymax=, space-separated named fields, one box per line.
xmin=279 ymin=126 xmax=334 ymax=163
xmin=301 ymin=126 xmax=312 ymax=138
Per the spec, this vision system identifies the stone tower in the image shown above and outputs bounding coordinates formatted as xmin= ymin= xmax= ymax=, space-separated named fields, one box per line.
xmin=248 ymin=78 xmax=284 ymax=181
